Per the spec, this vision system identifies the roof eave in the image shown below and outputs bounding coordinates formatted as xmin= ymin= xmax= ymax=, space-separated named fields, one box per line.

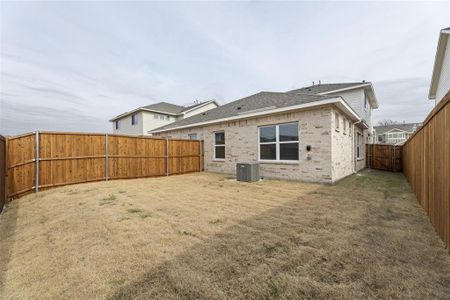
xmin=181 ymin=100 xmax=220 ymax=114
xmin=429 ymin=29 xmax=450 ymax=100
xmin=109 ymin=108 xmax=180 ymax=122
xmin=149 ymin=97 xmax=361 ymax=134
xmin=317 ymin=83 xmax=379 ymax=109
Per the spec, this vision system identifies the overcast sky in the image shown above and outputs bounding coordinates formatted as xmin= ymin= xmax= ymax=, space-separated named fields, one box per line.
xmin=1 ymin=1 xmax=449 ymax=135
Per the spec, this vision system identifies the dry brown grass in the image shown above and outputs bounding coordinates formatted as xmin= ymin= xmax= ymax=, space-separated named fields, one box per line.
xmin=1 ymin=170 xmax=449 ymax=299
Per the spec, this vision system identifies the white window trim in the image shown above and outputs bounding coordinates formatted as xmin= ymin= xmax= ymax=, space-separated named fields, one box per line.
xmin=188 ymin=133 xmax=197 ymax=140
xmin=213 ymin=131 xmax=225 ymax=161
xmin=258 ymin=122 xmax=299 ymax=163
xmin=356 ymin=133 xmax=363 ymax=159
xmin=115 ymin=120 xmax=120 ymax=130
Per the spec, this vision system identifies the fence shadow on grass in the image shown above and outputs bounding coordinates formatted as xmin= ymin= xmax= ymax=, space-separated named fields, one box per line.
xmin=109 ymin=171 xmax=450 ymax=299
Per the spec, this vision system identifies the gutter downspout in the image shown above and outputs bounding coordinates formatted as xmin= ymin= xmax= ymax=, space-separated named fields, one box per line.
xmin=351 ymin=120 xmax=362 ymax=173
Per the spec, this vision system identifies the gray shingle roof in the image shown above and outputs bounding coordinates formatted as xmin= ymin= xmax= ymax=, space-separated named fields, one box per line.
xmin=110 ymin=101 xmax=215 ymax=121
xmin=374 ymin=123 xmax=421 ymax=135
xmin=288 ymin=82 xmax=369 ymax=94
xmin=151 ymin=92 xmax=336 ymax=132
xmin=142 ymin=102 xmax=185 ymax=114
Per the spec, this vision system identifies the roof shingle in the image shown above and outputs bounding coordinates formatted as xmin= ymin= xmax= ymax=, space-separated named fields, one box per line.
xmin=288 ymin=82 xmax=369 ymax=95
xmin=151 ymin=92 xmax=336 ymax=132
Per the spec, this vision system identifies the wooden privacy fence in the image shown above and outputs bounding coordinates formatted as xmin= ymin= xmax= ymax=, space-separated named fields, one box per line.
xmin=366 ymin=144 xmax=402 ymax=172
xmin=4 ymin=132 xmax=204 ymax=201
xmin=403 ymin=90 xmax=450 ymax=250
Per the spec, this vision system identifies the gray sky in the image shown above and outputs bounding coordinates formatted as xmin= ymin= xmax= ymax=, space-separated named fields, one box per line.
xmin=1 ymin=1 xmax=449 ymax=135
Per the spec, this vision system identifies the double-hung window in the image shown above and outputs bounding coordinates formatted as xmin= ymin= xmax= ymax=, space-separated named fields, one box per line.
xmin=214 ymin=131 xmax=225 ymax=160
xmin=259 ymin=122 xmax=299 ymax=161
xmin=115 ymin=120 xmax=120 ymax=130
xmin=131 ymin=114 xmax=139 ymax=125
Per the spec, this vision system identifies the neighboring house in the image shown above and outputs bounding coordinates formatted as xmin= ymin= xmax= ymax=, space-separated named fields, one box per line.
xmin=109 ymin=100 xmax=219 ymax=135
xmin=149 ymin=82 xmax=378 ymax=183
xmin=374 ymin=123 xmax=421 ymax=145
xmin=429 ymin=27 xmax=450 ymax=104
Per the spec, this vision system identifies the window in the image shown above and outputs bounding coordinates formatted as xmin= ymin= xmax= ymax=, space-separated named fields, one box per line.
xmin=154 ymin=114 xmax=158 ymax=119
xmin=214 ymin=131 xmax=225 ymax=160
xmin=159 ymin=115 xmax=165 ymax=120
xmin=335 ymin=112 xmax=340 ymax=130
xmin=131 ymin=114 xmax=138 ymax=125
xmin=364 ymin=97 xmax=367 ymax=110
xmin=378 ymin=135 xmax=383 ymax=142
xmin=259 ymin=122 xmax=299 ymax=161
xmin=166 ymin=116 xmax=170 ymax=120
xmin=115 ymin=120 xmax=120 ymax=130
xmin=356 ymin=133 xmax=362 ymax=159
xmin=188 ymin=133 xmax=197 ymax=140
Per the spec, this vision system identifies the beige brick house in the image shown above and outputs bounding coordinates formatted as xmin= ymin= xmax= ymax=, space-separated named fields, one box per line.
xmin=150 ymin=82 xmax=378 ymax=183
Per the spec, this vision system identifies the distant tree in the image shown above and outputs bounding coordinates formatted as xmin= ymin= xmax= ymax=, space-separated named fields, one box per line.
xmin=378 ymin=119 xmax=399 ymax=126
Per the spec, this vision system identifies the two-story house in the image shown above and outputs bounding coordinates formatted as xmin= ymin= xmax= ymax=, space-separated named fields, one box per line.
xmin=374 ymin=122 xmax=421 ymax=145
xmin=149 ymin=81 xmax=378 ymax=184
xmin=429 ymin=27 xmax=450 ymax=104
xmin=109 ymin=100 xmax=219 ymax=136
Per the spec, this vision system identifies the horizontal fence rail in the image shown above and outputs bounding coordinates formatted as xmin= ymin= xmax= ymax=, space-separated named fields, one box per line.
xmin=3 ymin=132 xmax=204 ymax=201
xmin=403 ymin=91 xmax=450 ymax=250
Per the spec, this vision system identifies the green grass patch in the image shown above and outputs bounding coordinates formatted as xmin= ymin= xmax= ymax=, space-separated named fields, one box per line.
xmin=268 ymin=279 xmax=280 ymax=297
xmin=100 ymin=194 xmax=117 ymax=206
xmin=127 ymin=208 xmax=143 ymax=214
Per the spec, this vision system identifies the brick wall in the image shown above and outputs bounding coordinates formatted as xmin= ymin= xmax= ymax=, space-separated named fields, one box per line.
xmin=154 ymin=106 xmax=364 ymax=183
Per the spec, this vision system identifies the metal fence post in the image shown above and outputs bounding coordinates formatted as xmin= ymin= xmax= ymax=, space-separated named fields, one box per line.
xmin=166 ymin=138 xmax=169 ymax=176
xmin=105 ymin=133 xmax=109 ymax=181
xmin=35 ymin=131 xmax=39 ymax=193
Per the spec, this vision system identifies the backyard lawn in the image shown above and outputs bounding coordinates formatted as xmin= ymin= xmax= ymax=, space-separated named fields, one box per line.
xmin=1 ymin=170 xmax=450 ymax=299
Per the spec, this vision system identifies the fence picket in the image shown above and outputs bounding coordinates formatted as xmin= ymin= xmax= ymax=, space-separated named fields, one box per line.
xmin=3 ymin=132 xmax=203 ymax=201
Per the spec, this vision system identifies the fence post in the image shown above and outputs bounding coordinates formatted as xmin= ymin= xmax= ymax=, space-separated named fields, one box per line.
xmin=35 ymin=131 xmax=39 ymax=193
xmin=165 ymin=138 xmax=169 ymax=176
xmin=105 ymin=133 xmax=109 ymax=181
xmin=393 ymin=145 xmax=396 ymax=172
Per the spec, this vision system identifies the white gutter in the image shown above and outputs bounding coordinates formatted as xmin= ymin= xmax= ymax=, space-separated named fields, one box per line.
xmin=150 ymin=97 xmax=361 ymax=134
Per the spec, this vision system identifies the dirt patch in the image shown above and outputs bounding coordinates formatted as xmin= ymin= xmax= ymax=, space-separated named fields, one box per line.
xmin=0 ymin=170 xmax=449 ymax=299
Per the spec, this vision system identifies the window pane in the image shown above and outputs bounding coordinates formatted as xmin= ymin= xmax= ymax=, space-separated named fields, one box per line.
xmin=260 ymin=126 xmax=276 ymax=142
xmin=260 ymin=144 xmax=276 ymax=160
xmin=280 ymin=143 xmax=299 ymax=160
xmin=215 ymin=146 xmax=225 ymax=159
xmin=215 ymin=132 xmax=225 ymax=145
xmin=279 ymin=123 xmax=298 ymax=141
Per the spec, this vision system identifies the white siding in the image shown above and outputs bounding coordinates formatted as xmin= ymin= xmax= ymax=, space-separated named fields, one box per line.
xmin=112 ymin=112 xmax=144 ymax=135
xmin=328 ymin=89 xmax=373 ymax=131
xmin=183 ymin=102 xmax=218 ymax=119
xmin=436 ymin=37 xmax=450 ymax=103
xmin=141 ymin=112 xmax=178 ymax=135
